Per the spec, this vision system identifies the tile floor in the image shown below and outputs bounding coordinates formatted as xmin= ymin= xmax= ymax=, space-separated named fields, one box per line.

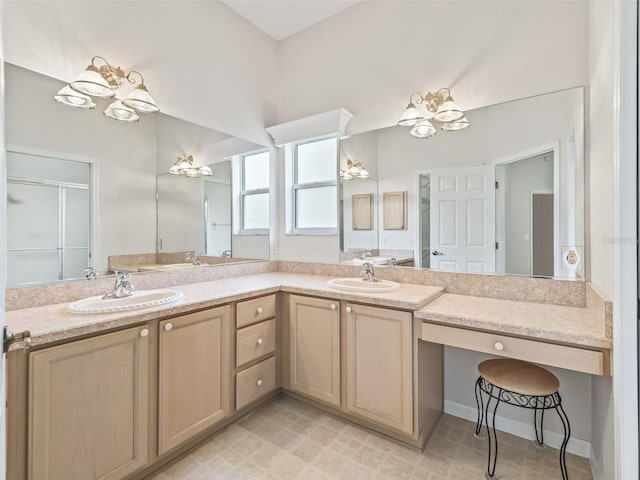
xmin=150 ymin=394 xmax=593 ymax=480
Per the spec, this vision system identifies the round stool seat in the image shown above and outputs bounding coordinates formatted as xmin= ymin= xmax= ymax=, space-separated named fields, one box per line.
xmin=478 ymin=359 xmax=560 ymax=396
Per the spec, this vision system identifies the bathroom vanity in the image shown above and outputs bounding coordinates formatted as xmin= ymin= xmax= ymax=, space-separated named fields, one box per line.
xmin=5 ymin=269 xmax=611 ymax=480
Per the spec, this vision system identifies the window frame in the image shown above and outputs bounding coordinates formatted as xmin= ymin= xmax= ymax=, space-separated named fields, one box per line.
xmin=291 ymin=136 xmax=339 ymax=234
xmin=239 ymin=149 xmax=270 ymax=235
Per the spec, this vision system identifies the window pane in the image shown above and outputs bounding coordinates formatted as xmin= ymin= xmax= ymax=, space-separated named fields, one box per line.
xmin=243 ymin=193 xmax=269 ymax=230
xmin=243 ymin=151 xmax=270 ymax=190
xmin=296 ymin=138 xmax=337 ymax=184
xmin=296 ymin=186 xmax=337 ymax=229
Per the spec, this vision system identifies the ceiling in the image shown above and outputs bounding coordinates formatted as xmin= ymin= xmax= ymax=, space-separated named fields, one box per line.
xmin=221 ymin=0 xmax=364 ymax=41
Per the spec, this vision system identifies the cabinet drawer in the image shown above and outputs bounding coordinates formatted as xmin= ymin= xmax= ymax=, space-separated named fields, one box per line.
xmin=236 ymin=319 xmax=276 ymax=367
xmin=421 ymin=322 xmax=606 ymax=375
xmin=237 ymin=294 xmax=276 ymax=328
xmin=236 ymin=356 xmax=276 ymax=410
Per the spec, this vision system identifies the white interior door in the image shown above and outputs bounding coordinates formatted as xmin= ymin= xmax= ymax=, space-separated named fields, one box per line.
xmin=429 ymin=166 xmax=496 ymax=273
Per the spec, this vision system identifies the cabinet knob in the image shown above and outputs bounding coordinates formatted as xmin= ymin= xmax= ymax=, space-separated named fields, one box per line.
xmin=257 ymin=337 xmax=263 ymax=345
xmin=494 ymin=342 xmax=504 ymax=351
xmin=164 ymin=323 xmax=173 ymax=332
xmin=257 ymin=307 xmax=263 ymax=314
xmin=256 ymin=379 xmax=263 ymax=387
xmin=346 ymin=306 xmax=352 ymax=313
xmin=330 ymin=304 xmax=337 ymax=310
xmin=140 ymin=328 xmax=149 ymax=338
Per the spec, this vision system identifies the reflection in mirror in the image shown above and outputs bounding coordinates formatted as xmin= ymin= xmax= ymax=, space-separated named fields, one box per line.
xmin=157 ymin=161 xmax=232 ymax=257
xmin=339 ymin=87 xmax=584 ymax=279
xmin=7 ymin=149 xmax=92 ymax=285
xmin=5 ymin=64 xmax=271 ymax=285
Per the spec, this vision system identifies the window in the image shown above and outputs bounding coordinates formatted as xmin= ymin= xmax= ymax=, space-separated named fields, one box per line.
xmin=292 ymin=137 xmax=338 ymax=232
xmin=240 ymin=150 xmax=270 ymax=233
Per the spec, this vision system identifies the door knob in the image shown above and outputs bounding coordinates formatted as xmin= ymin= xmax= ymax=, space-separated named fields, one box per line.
xmin=257 ymin=337 xmax=263 ymax=345
xmin=330 ymin=304 xmax=337 ymax=310
xmin=432 ymin=250 xmax=444 ymax=256
xmin=164 ymin=323 xmax=173 ymax=331
xmin=257 ymin=307 xmax=263 ymax=314
xmin=346 ymin=306 xmax=352 ymax=313
xmin=140 ymin=328 xmax=149 ymax=338
xmin=494 ymin=342 xmax=504 ymax=351
xmin=256 ymin=379 xmax=263 ymax=387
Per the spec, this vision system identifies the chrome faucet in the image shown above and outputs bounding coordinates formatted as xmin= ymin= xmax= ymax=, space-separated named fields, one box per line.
xmin=84 ymin=266 xmax=100 ymax=280
xmin=185 ymin=251 xmax=201 ymax=266
xmin=221 ymin=249 xmax=232 ymax=258
xmin=360 ymin=262 xmax=380 ymax=282
xmin=103 ymin=272 xmax=133 ymax=299
xmin=359 ymin=248 xmax=372 ymax=260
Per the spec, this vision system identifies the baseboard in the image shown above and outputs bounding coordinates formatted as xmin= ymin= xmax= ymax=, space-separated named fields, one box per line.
xmin=444 ymin=400 xmax=592 ymax=458
xmin=589 ymin=446 xmax=605 ymax=480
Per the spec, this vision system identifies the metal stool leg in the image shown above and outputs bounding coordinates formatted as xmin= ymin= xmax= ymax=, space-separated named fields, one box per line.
xmin=555 ymin=401 xmax=571 ymax=480
xmin=484 ymin=386 xmax=500 ymax=479
xmin=534 ymin=396 xmax=545 ymax=448
xmin=474 ymin=377 xmax=485 ymax=438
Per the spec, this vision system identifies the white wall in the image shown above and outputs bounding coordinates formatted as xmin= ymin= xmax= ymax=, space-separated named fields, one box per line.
xmin=2 ymin=1 xmax=279 ymax=146
xmin=587 ymin=1 xmax=616 ymax=478
xmin=278 ymin=1 xmax=588 ymax=135
xmin=5 ymin=64 xmax=158 ymax=274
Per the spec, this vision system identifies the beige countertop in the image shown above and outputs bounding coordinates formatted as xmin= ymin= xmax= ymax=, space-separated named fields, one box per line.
xmin=416 ymin=293 xmax=611 ymax=349
xmin=6 ymin=272 xmax=444 ymax=350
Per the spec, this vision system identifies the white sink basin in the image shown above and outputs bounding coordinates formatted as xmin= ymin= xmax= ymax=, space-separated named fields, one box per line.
xmin=138 ymin=263 xmax=198 ymax=271
xmin=66 ymin=289 xmax=184 ymax=314
xmin=327 ymin=278 xmax=400 ymax=293
xmin=352 ymin=257 xmax=389 ymax=265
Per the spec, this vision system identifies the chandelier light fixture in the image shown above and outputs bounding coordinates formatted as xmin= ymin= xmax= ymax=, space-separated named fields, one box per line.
xmin=340 ymin=159 xmax=370 ymax=180
xmin=54 ymin=56 xmax=159 ymax=122
xmin=397 ymin=88 xmax=469 ymax=139
xmin=169 ymin=155 xmax=214 ymax=178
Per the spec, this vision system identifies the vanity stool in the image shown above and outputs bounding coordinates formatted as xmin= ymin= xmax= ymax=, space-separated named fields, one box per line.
xmin=474 ymin=358 xmax=571 ymax=479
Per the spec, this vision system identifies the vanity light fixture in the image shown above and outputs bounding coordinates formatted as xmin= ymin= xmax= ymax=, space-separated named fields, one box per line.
xmin=340 ymin=159 xmax=370 ymax=180
xmin=54 ymin=56 xmax=159 ymax=121
xmin=398 ymin=88 xmax=469 ymax=138
xmin=169 ymin=155 xmax=214 ymax=178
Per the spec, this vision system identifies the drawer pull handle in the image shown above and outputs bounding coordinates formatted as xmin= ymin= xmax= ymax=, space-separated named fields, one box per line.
xmin=346 ymin=306 xmax=352 ymax=313
xmin=164 ymin=323 xmax=173 ymax=332
xmin=256 ymin=379 xmax=263 ymax=387
xmin=331 ymin=304 xmax=337 ymax=310
xmin=494 ymin=342 xmax=504 ymax=351
xmin=257 ymin=307 xmax=263 ymax=314
xmin=257 ymin=337 xmax=263 ymax=345
xmin=140 ymin=328 xmax=149 ymax=338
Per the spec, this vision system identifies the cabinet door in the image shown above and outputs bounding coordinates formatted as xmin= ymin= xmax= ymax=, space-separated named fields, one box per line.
xmin=29 ymin=326 xmax=150 ymax=480
xmin=345 ymin=304 xmax=413 ymax=434
xmin=158 ymin=306 xmax=230 ymax=454
xmin=289 ymin=295 xmax=340 ymax=406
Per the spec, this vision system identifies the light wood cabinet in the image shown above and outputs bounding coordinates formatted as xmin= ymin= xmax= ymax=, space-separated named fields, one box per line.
xmin=288 ymin=295 xmax=341 ymax=406
xmin=383 ymin=190 xmax=408 ymax=230
xmin=352 ymin=193 xmax=373 ymax=230
xmin=29 ymin=325 xmax=150 ymax=480
xmin=158 ymin=306 xmax=231 ymax=455
xmin=345 ymin=303 xmax=413 ymax=434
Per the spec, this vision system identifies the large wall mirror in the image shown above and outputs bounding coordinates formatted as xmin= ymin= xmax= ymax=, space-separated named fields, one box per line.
xmin=339 ymin=87 xmax=584 ymax=279
xmin=5 ymin=63 xmax=270 ymax=286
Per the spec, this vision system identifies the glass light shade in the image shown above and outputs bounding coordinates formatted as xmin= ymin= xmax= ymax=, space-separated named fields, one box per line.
xmin=185 ymin=168 xmax=201 ymax=177
xmin=103 ymin=100 xmax=140 ymax=123
xmin=397 ymin=103 xmax=425 ymax=126
xmin=169 ymin=164 xmax=182 ymax=175
xmin=410 ymin=119 xmax=437 ymax=139
xmin=441 ymin=116 xmax=470 ymax=131
xmin=340 ymin=171 xmax=353 ymax=180
xmin=358 ymin=169 xmax=370 ymax=178
xmin=198 ymin=165 xmax=214 ymax=176
xmin=54 ymin=85 xmax=96 ymax=109
xmin=122 ymin=84 xmax=159 ymax=113
xmin=70 ymin=65 xmax=114 ymax=98
xmin=433 ymin=96 xmax=464 ymax=123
